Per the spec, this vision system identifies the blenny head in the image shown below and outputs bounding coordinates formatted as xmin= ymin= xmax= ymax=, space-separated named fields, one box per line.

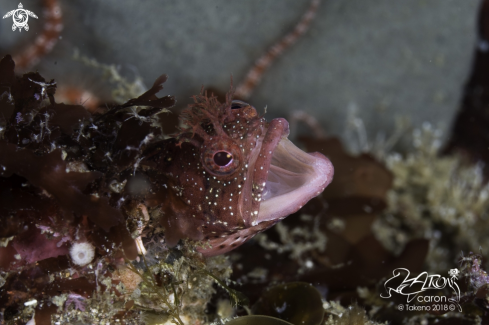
xmin=143 ymin=89 xmax=333 ymax=256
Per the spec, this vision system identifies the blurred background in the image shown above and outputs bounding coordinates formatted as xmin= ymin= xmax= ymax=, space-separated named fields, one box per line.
xmin=0 ymin=0 xmax=480 ymax=141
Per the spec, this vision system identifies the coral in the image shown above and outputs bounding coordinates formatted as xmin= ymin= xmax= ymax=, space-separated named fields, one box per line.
xmin=64 ymin=293 xmax=86 ymax=311
xmin=458 ymin=252 xmax=489 ymax=307
xmin=114 ymin=267 xmax=143 ymax=294
xmin=372 ymin=123 xmax=489 ymax=273
xmin=132 ymin=248 xmax=234 ymax=325
xmin=69 ymin=242 xmax=95 ymax=266
xmin=255 ymin=214 xmax=327 ymax=271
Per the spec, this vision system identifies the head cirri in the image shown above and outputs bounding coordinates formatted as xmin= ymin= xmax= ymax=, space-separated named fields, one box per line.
xmin=141 ymin=89 xmax=334 ymax=256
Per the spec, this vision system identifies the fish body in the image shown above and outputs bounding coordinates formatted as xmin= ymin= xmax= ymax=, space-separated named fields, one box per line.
xmin=141 ymin=92 xmax=334 ymax=256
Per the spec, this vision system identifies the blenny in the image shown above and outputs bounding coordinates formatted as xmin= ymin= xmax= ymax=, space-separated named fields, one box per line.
xmin=0 ymin=55 xmax=333 ymax=321
xmin=140 ymin=90 xmax=334 ymax=256
xmin=0 ymin=56 xmax=332 ymax=266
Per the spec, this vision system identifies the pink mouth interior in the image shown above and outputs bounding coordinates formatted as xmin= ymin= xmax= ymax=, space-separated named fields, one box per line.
xmin=198 ymin=137 xmax=334 ymax=257
xmin=257 ymin=138 xmax=334 ymax=223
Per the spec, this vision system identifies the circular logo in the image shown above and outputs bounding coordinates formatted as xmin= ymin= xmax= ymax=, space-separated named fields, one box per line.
xmin=2 ymin=3 xmax=38 ymax=32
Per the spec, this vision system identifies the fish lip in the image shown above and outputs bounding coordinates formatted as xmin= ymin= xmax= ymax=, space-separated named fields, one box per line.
xmin=256 ymin=137 xmax=334 ymax=223
xmin=245 ymin=118 xmax=289 ymax=226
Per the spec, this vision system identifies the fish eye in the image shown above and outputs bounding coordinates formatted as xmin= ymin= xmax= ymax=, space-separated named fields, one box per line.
xmin=213 ymin=151 xmax=233 ymax=167
xmin=231 ymin=100 xmax=248 ymax=110
xmin=202 ymin=141 xmax=241 ymax=176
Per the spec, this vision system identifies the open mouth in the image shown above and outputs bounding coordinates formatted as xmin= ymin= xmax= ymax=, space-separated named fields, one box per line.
xmin=257 ymin=137 xmax=334 ymax=223
xmin=198 ymin=137 xmax=333 ymax=256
